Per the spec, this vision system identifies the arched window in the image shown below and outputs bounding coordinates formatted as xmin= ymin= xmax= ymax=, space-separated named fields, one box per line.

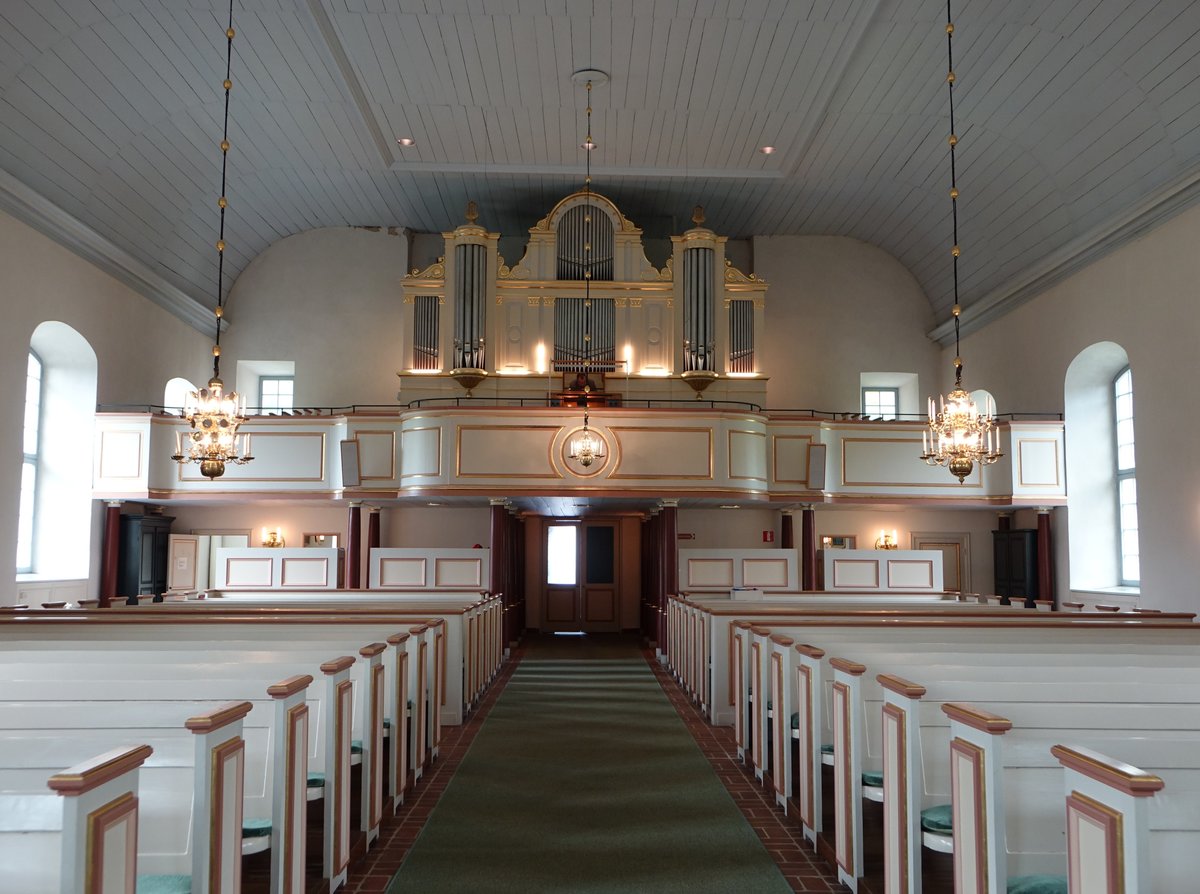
xmin=1064 ymin=342 xmax=1136 ymax=593
xmin=16 ymin=352 xmax=43 ymax=573
xmin=18 ymin=323 xmax=97 ymax=581
xmin=1113 ymin=368 xmax=1138 ymax=584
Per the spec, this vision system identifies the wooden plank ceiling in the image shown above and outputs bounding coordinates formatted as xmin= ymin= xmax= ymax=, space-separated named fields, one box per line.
xmin=1 ymin=0 xmax=1198 ymax=326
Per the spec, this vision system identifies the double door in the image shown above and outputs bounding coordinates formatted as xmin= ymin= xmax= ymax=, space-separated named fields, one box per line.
xmin=543 ymin=521 xmax=619 ymax=632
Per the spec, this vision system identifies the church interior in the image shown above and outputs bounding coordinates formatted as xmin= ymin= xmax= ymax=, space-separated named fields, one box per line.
xmin=3 ymin=1 xmax=1200 ymax=892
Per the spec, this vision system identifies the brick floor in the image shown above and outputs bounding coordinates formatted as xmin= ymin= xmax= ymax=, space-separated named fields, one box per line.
xmin=645 ymin=649 xmax=843 ymax=893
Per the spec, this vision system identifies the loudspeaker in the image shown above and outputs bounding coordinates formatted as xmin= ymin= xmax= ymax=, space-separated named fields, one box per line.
xmin=339 ymin=439 xmax=361 ymax=488
xmin=806 ymin=443 xmax=827 ymax=491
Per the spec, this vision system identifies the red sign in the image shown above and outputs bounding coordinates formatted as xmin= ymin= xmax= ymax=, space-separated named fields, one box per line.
xmin=677 ymin=532 xmax=695 ymax=540
xmin=762 ymin=530 xmax=775 ymax=543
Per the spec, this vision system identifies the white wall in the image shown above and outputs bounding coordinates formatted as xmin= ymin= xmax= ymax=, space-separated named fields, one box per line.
xmin=0 ymin=210 xmax=211 ymax=602
xmin=221 ymin=227 xmax=409 ymax=407
xmin=753 ymin=235 xmax=942 ymax=411
xmin=953 ymin=202 xmax=1200 ymax=611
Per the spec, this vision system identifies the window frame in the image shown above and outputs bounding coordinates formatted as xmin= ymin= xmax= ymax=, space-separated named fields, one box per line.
xmin=861 ymin=386 xmax=899 ymax=420
xmin=18 ymin=351 xmax=44 ymax=574
xmin=258 ymin=375 xmax=295 ymax=413
xmin=1113 ymin=366 xmax=1138 ymax=586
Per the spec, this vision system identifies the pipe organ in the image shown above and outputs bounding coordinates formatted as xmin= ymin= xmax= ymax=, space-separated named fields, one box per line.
xmin=399 ymin=191 xmax=767 ymax=388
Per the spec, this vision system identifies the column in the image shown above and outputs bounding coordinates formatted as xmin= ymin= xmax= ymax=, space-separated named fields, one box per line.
xmin=99 ymin=500 xmax=122 ymax=608
xmin=781 ymin=509 xmax=795 ymax=550
xmin=997 ymin=511 xmax=1012 ymax=532
xmin=801 ymin=503 xmax=817 ymax=591
xmin=366 ymin=506 xmax=381 ymax=578
xmin=659 ymin=500 xmax=678 ymax=656
xmin=488 ymin=499 xmax=507 ymax=643
xmin=346 ymin=502 xmax=362 ymax=590
xmin=1037 ymin=508 xmax=1056 ymax=607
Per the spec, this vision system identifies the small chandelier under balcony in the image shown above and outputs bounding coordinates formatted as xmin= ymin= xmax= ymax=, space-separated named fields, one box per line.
xmin=919 ymin=2 xmax=1001 ymax=484
xmin=568 ymin=411 xmax=606 ymax=468
xmin=171 ymin=0 xmax=252 ymax=481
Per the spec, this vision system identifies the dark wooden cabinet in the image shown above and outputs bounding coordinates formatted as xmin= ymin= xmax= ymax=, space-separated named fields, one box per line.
xmin=993 ymin=529 xmax=1038 ymax=604
xmin=118 ymin=514 xmax=174 ymax=597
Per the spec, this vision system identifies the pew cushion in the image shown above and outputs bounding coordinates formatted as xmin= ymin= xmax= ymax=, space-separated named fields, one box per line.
xmin=1007 ymin=876 xmax=1068 ymax=894
xmin=351 ymin=739 xmax=363 ymax=755
xmin=820 ymin=744 xmax=834 ymax=754
xmin=242 ymin=818 xmax=272 ymax=838
xmin=790 ymin=712 xmax=799 ymax=730
xmin=137 ymin=875 xmax=191 ymax=894
xmin=861 ymin=770 xmax=884 ymax=787
xmin=920 ymin=804 xmax=953 ymax=834
xmin=307 ymin=772 xmax=325 ymax=788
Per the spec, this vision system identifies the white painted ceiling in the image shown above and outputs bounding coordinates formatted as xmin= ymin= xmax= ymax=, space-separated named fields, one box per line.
xmin=2 ymin=0 xmax=1199 ymax=334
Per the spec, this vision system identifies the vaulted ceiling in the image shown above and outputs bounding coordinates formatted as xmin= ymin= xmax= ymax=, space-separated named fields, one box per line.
xmin=2 ymin=0 xmax=1199 ymax=339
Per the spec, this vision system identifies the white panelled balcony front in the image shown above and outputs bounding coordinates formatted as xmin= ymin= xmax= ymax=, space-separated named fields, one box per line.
xmin=94 ymin=409 xmax=1066 ymax=507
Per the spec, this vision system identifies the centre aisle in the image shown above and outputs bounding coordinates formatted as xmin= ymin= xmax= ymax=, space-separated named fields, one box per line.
xmin=387 ymin=634 xmax=792 ymax=893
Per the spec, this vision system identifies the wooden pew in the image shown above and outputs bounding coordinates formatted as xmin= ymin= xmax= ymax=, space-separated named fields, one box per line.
xmin=790 ymin=628 xmax=1200 ymax=893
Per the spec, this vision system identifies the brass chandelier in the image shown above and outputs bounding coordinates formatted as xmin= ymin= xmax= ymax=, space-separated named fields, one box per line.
xmin=172 ymin=0 xmax=252 ymax=480
xmin=920 ymin=0 xmax=1001 ymax=484
xmin=568 ymin=410 xmax=605 ymax=468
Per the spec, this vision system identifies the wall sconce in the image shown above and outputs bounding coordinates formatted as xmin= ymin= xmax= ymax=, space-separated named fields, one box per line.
xmin=874 ymin=529 xmax=899 ymax=550
xmin=262 ymin=527 xmax=285 ymax=548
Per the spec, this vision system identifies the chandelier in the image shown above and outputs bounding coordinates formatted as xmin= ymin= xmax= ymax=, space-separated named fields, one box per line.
xmin=568 ymin=410 xmax=606 ymax=468
xmin=172 ymin=0 xmax=252 ymax=481
xmin=920 ymin=1 xmax=1001 ymax=484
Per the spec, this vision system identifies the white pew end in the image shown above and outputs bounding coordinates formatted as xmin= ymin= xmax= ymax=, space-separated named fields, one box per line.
xmin=1051 ymin=744 xmax=1164 ymax=893
xmin=267 ymin=674 xmax=313 ymax=894
xmin=793 ymin=643 xmax=826 ymax=846
xmin=386 ymin=632 xmax=411 ymax=812
xmin=878 ymin=673 xmax=927 ymax=894
xmin=48 ymin=744 xmax=153 ymax=894
xmin=358 ymin=643 xmax=387 ymax=850
xmin=186 ymin=701 xmax=254 ymax=894
xmin=831 ymin=657 xmax=867 ymax=893
xmin=942 ymin=702 xmax=1012 ymax=894
xmin=319 ymin=656 xmax=355 ymax=894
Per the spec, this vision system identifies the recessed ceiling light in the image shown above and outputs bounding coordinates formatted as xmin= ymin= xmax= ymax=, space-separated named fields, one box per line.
xmin=759 ymin=145 xmax=776 ymax=155
xmin=397 ymin=137 xmax=416 ymax=147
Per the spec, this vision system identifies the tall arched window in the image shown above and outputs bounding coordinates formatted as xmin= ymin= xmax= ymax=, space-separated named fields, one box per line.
xmin=1064 ymin=342 xmax=1137 ymax=593
xmin=1114 ymin=368 xmax=1138 ymax=584
xmin=19 ymin=323 xmax=97 ymax=581
xmin=17 ymin=352 xmax=43 ymax=573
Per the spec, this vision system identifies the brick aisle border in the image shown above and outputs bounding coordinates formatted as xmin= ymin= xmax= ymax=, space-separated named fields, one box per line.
xmin=645 ymin=649 xmax=841 ymax=894
xmin=337 ymin=644 xmax=527 ymax=894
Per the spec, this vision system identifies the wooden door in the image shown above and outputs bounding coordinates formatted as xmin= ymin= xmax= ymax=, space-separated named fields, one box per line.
xmin=911 ymin=532 xmax=971 ymax=594
xmin=541 ymin=521 xmax=621 ymax=632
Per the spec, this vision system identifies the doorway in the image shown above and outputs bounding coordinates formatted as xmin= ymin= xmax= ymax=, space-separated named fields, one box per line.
xmin=542 ymin=521 xmax=619 ymax=632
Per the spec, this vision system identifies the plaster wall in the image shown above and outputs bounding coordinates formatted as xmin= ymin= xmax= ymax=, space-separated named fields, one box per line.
xmin=752 ymin=235 xmax=942 ymax=412
xmin=0 ymin=209 xmax=210 ymax=602
xmin=221 ymin=227 xmax=409 ymax=407
xmin=952 ymin=202 xmax=1200 ymax=610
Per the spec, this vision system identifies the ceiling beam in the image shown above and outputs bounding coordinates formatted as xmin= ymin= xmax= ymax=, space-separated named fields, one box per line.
xmin=0 ymin=168 xmax=219 ymax=336
xmin=928 ymin=162 xmax=1200 ymax=346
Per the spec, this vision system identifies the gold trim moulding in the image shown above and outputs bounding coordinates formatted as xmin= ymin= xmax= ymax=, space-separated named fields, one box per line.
xmin=185 ymin=701 xmax=253 ymax=733
xmin=1051 ymin=743 xmax=1165 ymax=796
xmin=941 ymin=702 xmax=1013 ymax=734
xmin=267 ymin=675 xmax=313 ymax=699
xmin=48 ymin=744 xmax=154 ymax=795
xmin=877 ymin=673 xmax=927 ymax=698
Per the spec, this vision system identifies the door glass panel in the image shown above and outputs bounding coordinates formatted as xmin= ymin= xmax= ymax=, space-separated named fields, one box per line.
xmin=547 ymin=525 xmax=577 ymax=585
xmin=585 ymin=526 xmax=615 ymax=584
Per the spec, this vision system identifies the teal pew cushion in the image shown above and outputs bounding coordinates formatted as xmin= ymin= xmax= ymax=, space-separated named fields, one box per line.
xmin=242 ymin=817 xmax=272 ymax=838
xmin=137 ymin=876 xmax=191 ymax=894
xmin=921 ymin=804 xmax=953 ymax=834
xmin=862 ymin=770 xmax=884 ymax=787
xmin=1007 ymin=876 xmax=1068 ymax=894
xmin=790 ymin=712 xmax=799 ymax=730
xmin=306 ymin=771 xmax=325 ymax=788
xmin=820 ymin=743 xmax=834 ymax=755
xmin=351 ymin=739 xmax=363 ymax=754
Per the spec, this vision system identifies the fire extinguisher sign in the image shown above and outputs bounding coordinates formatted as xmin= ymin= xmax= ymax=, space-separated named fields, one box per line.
xmin=762 ymin=530 xmax=775 ymax=543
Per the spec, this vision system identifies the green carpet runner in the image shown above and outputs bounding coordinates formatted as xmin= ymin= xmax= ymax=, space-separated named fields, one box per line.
xmin=388 ymin=635 xmax=791 ymax=893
